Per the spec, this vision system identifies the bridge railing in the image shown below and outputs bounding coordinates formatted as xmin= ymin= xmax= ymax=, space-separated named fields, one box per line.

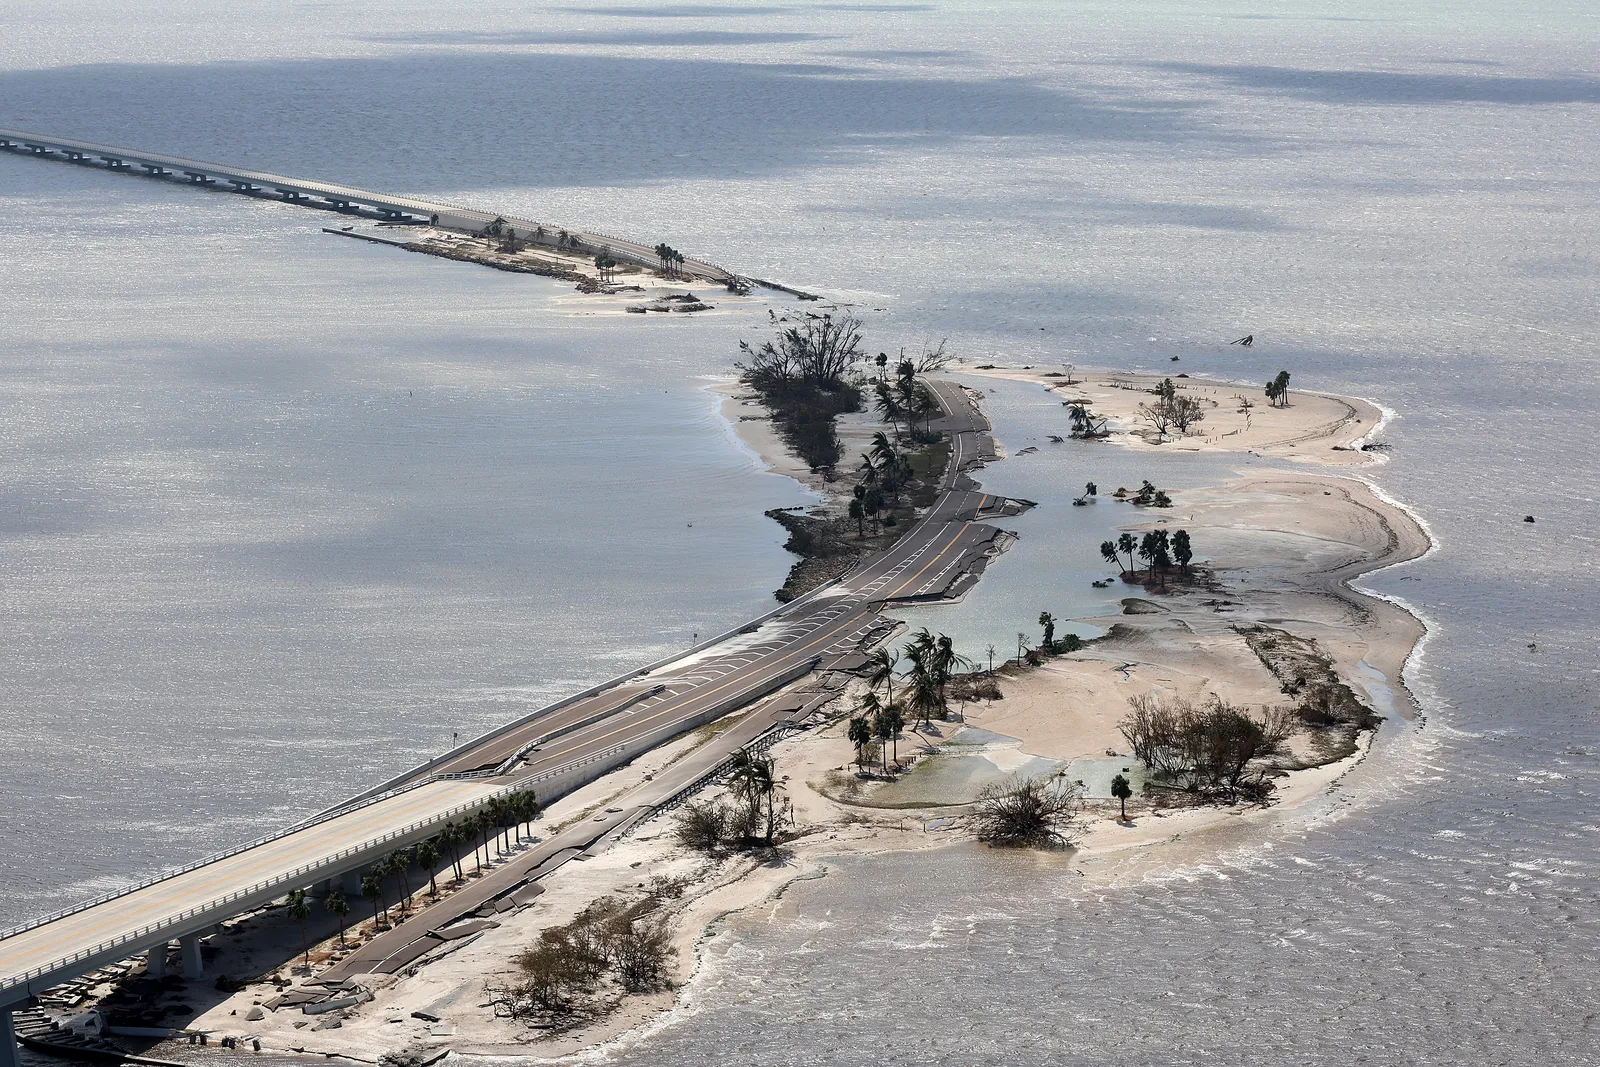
xmin=0 ymin=740 xmax=647 ymax=1000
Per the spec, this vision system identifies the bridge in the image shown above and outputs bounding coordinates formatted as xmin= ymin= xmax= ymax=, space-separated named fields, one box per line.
xmin=0 ymin=380 xmax=1019 ymax=1066
xmin=0 ymin=127 xmax=740 ymax=285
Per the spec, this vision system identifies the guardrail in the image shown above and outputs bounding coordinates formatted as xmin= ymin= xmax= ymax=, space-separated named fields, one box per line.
xmin=0 ymin=735 xmax=657 ymax=1001
xmin=0 ymin=583 xmax=842 ymax=951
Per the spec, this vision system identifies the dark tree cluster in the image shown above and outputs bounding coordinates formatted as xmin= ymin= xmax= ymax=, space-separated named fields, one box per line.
xmin=1265 ymin=370 xmax=1292 ymax=407
xmin=1118 ymin=694 xmax=1296 ymax=803
xmin=675 ymin=751 xmax=788 ymax=851
xmin=970 ymin=774 xmax=1085 ymax=849
xmin=1100 ymin=527 xmax=1193 ymax=588
xmin=506 ymin=883 xmax=683 ymax=1019
xmin=736 ymin=312 xmax=867 ymax=472
xmin=1138 ymin=378 xmax=1207 ymax=436
xmin=653 ymin=242 xmax=686 ymax=275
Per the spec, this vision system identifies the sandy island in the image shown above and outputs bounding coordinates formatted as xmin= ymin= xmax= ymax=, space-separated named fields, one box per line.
xmin=77 ymin=367 xmax=1429 ymax=1065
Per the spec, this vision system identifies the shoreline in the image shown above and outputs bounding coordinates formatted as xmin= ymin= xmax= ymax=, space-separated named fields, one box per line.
xmin=71 ymin=368 xmax=1431 ymax=1065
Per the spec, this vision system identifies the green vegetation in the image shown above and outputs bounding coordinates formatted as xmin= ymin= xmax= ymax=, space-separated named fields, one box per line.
xmin=652 ymin=242 xmax=686 ymax=276
xmin=1066 ymin=400 xmax=1109 ymax=438
xmin=1138 ymin=377 xmax=1207 ymax=437
xmin=675 ymin=752 xmax=790 ymax=853
xmin=1111 ymin=773 xmax=1133 ymax=820
xmin=1099 ymin=526 xmax=1196 ymax=589
xmin=970 ymin=774 xmax=1085 ymax=849
xmin=324 ymin=890 xmax=349 ymax=948
xmin=360 ymin=874 xmax=384 ymax=928
xmin=1118 ymin=694 xmax=1296 ymax=803
xmin=1265 ymin=370 xmax=1292 ymax=407
xmin=285 ymin=889 xmax=311 ymax=969
xmin=417 ymin=839 xmax=441 ymax=899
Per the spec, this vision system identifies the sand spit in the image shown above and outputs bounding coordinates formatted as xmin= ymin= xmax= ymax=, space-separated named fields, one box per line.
xmin=136 ymin=368 xmax=1428 ymax=1064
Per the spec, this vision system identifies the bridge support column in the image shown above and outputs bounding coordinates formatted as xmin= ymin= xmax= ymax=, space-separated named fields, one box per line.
xmin=146 ymin=942 xmax=168 ymax=978
xmin=3 ymin=1006 xmax=19 ymax=1067
xmin=180 ymin=934 xmax=204 ymax=980
xmin=341 ymin=869 xmax=364 ymax=897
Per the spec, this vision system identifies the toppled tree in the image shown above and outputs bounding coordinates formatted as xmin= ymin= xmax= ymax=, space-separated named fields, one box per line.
xmin=971 ymin=774 xmax=1085 ymax=849
xmin=1066 ymin=400 xmax=1109 ymax=438
xmin=736 ymin=313 xmax=866 ymax=473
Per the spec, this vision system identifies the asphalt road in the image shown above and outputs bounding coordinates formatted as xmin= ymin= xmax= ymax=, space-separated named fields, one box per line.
xmin=0 ymin=377 xmax=1013 ymax=1002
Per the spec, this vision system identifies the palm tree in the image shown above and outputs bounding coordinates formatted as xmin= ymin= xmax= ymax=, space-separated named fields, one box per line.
xmin=473 ymin=809 xmax=492 ymax=873
xmin=389 ymin=849 xmax=413 ymax=916
xmin=417 ymin=840 xmax=441 ymax=899
xmin=1039 ymin=612 xmax=1056 ymax=653
xmin=1016 ymin=632 xmax=1028 ymax=666
xmin=884 ymin=704 xmax=906 ymax=767
xmin=1172 ymin=529 xmax=1193 ymax=575
xmin=727 ymin=751 xmax=777 ymax=845
xmin=439 ymin=821 xmax=464 ymax=883
xmin=325 ymin=890 xmax=349 ymax=947
xmin=847 ymin=716 xmax=873 ymax=770
xmin=360 ymin=874 xmax=385 ymax=929
xmin=931 ymin=633 xmax=973 ymax=716
xmin=873 ymin=709 xmax=894 ymax=775
xmin=1111 ymin=773 xmax=1133 ymax=820
xmin=1101 ymin=540 xmax=1121 ymax=571
xmin=849 ymin=496 xmax=866 ymax=538
xmin=865 ymin=648 xmax=899 ymax=708
xmin=286 ymin=889 xmax=311 ymax=968
xmin=519 ymin=791 xmax=542 ymax=843
xmin=985 ymin=644 xmax=997 ymax=674
xmin=1117 ymin=532 xmax=1138 ymax=575
xmin=369 ymin=854 xmax=394 ymax=915
xmin=904 ymin=649 xmax=941 ymax=729
xmin=874 ymin=384 xmax=905 ymax=438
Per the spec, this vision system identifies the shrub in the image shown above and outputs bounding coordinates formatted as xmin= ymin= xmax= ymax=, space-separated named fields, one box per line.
xmin=970 ymin=774 xmax=1085 ymax=849
xmin=609 ymin=922 xmax=670 ymax=993
xmin=675 ymin=802 xmax=730 ymax=853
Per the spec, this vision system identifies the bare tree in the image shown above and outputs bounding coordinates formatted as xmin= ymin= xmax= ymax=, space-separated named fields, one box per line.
xmin=737 ymin=312 xmax=865 ymax=391
xmin=911 ymin=338 xmax=953 ymax=373
xmin=970 ymin=774 xmax=1085 ymax=849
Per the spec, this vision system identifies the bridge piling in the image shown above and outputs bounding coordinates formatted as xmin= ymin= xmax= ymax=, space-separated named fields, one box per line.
xmin=180 ymin=935 xmax=204 ymax=980
xmin=2 ymin=1006 xmax=18 ymax=1067
xmin=145 ymin=943 xmax=168 ymax=978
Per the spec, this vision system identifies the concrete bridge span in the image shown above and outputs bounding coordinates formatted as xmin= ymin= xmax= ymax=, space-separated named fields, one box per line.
xmin=0 ymin=127 xmax=740 ymax=285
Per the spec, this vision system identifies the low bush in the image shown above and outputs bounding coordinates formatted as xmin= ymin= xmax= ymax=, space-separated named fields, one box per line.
xmin=970 ymin=774 xmax=1085 ymax=849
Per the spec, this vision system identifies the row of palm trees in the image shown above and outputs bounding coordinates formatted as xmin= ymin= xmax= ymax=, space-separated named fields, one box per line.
xmin=850 ymin=431 xmax=915 ymax=538
xmin=653 ymin=243 xmax=687 ymax=276
xmin=849 ymin=631 xmax=973 ymax=772
xmin=873 ymin=373 xmax=941 ymax=441
xmin=282 ymin=790 xmax=543 ymax=965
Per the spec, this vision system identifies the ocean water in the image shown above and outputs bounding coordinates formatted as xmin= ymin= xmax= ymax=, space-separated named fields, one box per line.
xmin=3 ymin=1 xmax=1597 ymax=1063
